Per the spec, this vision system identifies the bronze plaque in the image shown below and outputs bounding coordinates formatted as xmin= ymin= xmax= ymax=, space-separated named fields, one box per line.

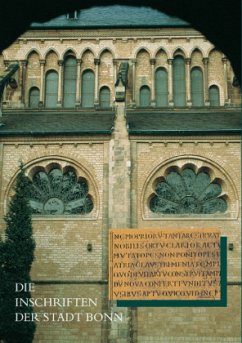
xmin=109 ymin=228 xmax=221 ymax=301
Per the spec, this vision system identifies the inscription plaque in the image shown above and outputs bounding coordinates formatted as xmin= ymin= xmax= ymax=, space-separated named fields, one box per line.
xmin=109 ymin=228 xmax=221 ymax=301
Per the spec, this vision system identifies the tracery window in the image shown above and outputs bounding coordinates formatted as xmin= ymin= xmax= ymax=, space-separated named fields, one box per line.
xmin=149 ymin=168 xmax=227 ymax=214
xmin=191 ymin=67 xmax=204 ymax=106
xmin=63 ymin=56 xmax=77 ymax=108
xmin=29 ymin=87 xmax=40 ymax=108
xmin=140 ymin=86 xmax=151 ymax=107
xmin=173 ymin=56 xmax=186 ymax=107
xmin=209 ymin=85 xmax=220 ymax=106
xmin=45 ymin=70 xmax=58 ymax=108
xmin=81 ymin=70 xmax=95 ymax=108
xmin=155 ymin=68 xmax=168 ymax=107
xmin=28 ymin=167 xmax=93 ymax=215
xmin=100 ymin=86 xmax=110 ymax=108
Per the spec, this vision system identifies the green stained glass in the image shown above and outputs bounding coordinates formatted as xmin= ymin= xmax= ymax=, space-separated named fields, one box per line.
xmin=63 ymin=56 xmax=77 ymax=108
xmin=82 ymin=70 xmax=95 ymax=107
xmin=100 ymin=86 xmax=110 ymax=108
xmin=209 ymin=85 xmax=220 ymax=106
xmin=29 ymin=168 xmax=93 ymax=215
xmin=140 ymin=86 xmax=150 ymax=107
xmin=173 ymin=56 xmax=186 ymax=107
xmin=150 ymin=168 xmax=227 ymax=214
xmin=155 ymin=68 xmax=168 ymax=107
xmin=191 ymin=67 xmax=204 ymax=106
xmin=29 ymin=87 xmax=40 ymax=108
xmin=45 ymin=70 xmax=58 ymax=108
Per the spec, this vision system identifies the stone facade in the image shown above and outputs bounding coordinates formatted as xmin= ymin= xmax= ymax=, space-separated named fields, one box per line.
xmin=1 ymin=27 xmax=241 ymax=109
xmin=0 ymin=17 xmax=241 ymax=343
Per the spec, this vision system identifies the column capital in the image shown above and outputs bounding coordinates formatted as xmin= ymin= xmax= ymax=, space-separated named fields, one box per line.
xmin=113 ymin=59 xmax=118 ymax=65
xmin=20 ymin=60 xmax=27 ymax=67
xmin=203 ymin=58 xmax=209 ymax=103
xmin=203 ymin=57 xmax=209 ymax=65
xmin=185 ymin=58 xmax=191 ymax=65
xmin=168 ymin=58 xmax=173 ymax=65
xmin=94 ymin=58 xmax=100 ymax=65
xmin=222 ymin=57 xmax=228 ymax=64
xmin=58 ymin=59 xmax=64 ymax=66
xmin=232 ymin=76 xmax=240 ymax=87
xmin=150 ymin=58 xmax=156 ymax=65
xmin=76 ymin=58 xmax=82 ymax=64
xmin=40 ymin=59 xmax=46 ymax=66
xmin=131 ymin=59 xmax=137 ymax=65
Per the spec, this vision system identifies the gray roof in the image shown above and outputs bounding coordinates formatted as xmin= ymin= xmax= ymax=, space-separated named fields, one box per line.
xmin=0 ymin=111 xmax=115 ymax=136
xmin=31 ymin=6 xmax=189 ymax=29
xmin=127 ymin=110 xmax=241 ymax=135
xmin=0 ymin=110 xmax=240 ymax=137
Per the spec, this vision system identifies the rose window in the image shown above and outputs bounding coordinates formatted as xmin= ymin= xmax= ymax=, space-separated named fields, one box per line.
xmin=149 ymin=168 xmax=227 ymax=214
xmin=28 ymin=167 xmax=93 ymax=215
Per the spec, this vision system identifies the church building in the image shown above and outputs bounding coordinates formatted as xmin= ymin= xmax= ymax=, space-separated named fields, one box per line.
xmin=0 ymin=6 xmax=241 ymax=343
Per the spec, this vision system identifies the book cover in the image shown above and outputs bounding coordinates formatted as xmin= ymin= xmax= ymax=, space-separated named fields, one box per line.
xmin=0 ymin=2 xmax=241 ymax=343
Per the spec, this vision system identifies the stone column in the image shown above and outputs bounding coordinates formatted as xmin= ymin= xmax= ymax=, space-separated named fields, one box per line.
xmin=203 ymin=57 xmax=209 ymax=106
xmin=57 ymin=59 xmax=63 ymax=107
xmin=168 ymin=58 xmax=174 ymax=107
xmin=107 ymin=85 xmax=133 ymax=343
xmin=39 ymin=59 xmax=45 ymax=107
xmin=113 ymin=59 xmax=118 ymax=107
xmin=150 ymin=58 xmax=156 ymax=107
xmin=131 ymin=59 xmax=136 ymax=107
xmin=222 ymin=57 xmax=229 ymax=105
xmin=185 ymin=58 xmax=192 ymax=107
xmin=109 ymin=106 xmax=131 ymax=228
xmin=75 ymin=58 xmax=82 ymax=107
xmin=19 ymin=60 xmax=27 ymax=107
xmin=113 ymin=59 xmax=118 ymax=84
xmin=2 ymin=60 xmax=9 ymax=105
xmin=94 ymin=58 xmax=100 ymax=106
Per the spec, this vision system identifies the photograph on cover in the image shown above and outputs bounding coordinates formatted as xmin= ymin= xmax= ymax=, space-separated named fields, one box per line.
xmin=0 ymin=1 xmax=241 ymax=342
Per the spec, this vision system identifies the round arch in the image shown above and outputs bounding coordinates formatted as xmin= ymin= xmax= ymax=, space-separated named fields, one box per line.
xmin=4 ymin=155 xmax=100 ymax=218
xmin=99 ymin=85 xmax=111 ymax=108
xmin=139 ymin=85 xmax=151 ymax=107
xmin=141 ymin=154 xmax=239 ymax=220
xmin=209 ymin=84 xmax=221 ymax=106
xmin=28 ymin=86 xmax=40 ymax=108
